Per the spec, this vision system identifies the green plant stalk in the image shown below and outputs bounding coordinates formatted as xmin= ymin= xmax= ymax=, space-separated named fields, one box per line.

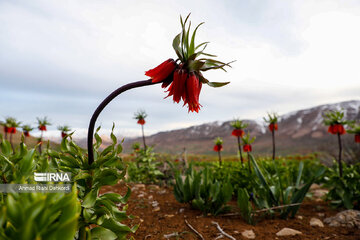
xmin=247 ymin=152 xmax=251 ymax=173
xmin=39 ymin=130 xmax=43 ymax=154
xmin=218 ymin=151 xmax=222 ymax=166
xmin=272 ymin=129 xmax=276 ymax=161
xmin=141 ymin=124 xmax=147 ymax=150
xmin=10 ymin=133 xmax=14 ymax=153
xmin=237 ymin=136 xmax=244 ymax=164
xmin=337 ymin=132 xmax=343 ymax=177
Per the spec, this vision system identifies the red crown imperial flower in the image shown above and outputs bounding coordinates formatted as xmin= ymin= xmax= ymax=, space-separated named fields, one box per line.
xmin=145 ymin=14 xmax=233 ymax=113
xmin=243 ymin=144 xmax=252 ymax=152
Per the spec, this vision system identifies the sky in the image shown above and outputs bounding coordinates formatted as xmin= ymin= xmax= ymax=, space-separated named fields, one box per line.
xmin=1 ymin=0 xmax=360 ymax=140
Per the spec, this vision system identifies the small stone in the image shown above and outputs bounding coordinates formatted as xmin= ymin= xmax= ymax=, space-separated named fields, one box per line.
xmin=151 ymin=201 xmax=159 ymax=207
xmin=297 ymin=215 xmax=303 ymax=220
xmin=134 ymin=183 xmax=146 ymax=189
xmin=148 ymin=184 xmax=160 ymax=190
xmin=310 ymin=218 xmax=324 ymax=227
xmin=137 ymin=193 xmax=145 ymax=198
xmin=241 ymin=230 xmax=256 ymax=239
xmin=165 ymin=214 xmax=174 ymax=218
xmin=276 ymin=228 xmax=302 ymax=236
xmin=312 ymin=189 xmax=329 ymax=199
xmin=140 ymin=218 xmax=144 ymax=223
xmin=148 ymin=195 xmax=153 ymax=200
xmin=310 ymin=183 xmax=321 ymax=190
xmin=318 ymin=213 xmax=325 ymax=218
xmin=157 ymin=190 xmax=167 ymax=195
xmin=233 ymin=231 xmax=239 ymax=234
xmin=153 ymin=207 xmax=160 ymax=212
xmin=179 ymin=208 xmax=185 ymax=213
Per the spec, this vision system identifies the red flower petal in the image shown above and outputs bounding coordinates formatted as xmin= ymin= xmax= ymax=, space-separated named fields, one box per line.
xmin=243 ymin=144 xmax=252 ymax=152
xmin=137 ymin=119 xmax=146 ymax=125
xmin=146 ymin=59 xmax=176 ymax=83
xmin=355 ymin=134 xmax=360 ymax=143
xmin=232 ymin=129 xmax=244 ymax=137
xmin=213 ymin=144 xmax=223 ymax=152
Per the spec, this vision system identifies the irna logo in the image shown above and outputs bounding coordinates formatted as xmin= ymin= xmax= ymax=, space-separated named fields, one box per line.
xmin=34 ymin=172 xmax=71 ymax=182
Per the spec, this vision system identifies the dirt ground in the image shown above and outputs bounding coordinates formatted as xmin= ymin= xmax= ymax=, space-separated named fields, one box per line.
xmin=101 ymin=183 xmax=360 ymax=240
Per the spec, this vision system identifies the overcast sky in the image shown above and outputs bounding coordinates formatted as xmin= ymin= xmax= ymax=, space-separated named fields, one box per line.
xmin=1 ymin=0 xmax=359 ymax=139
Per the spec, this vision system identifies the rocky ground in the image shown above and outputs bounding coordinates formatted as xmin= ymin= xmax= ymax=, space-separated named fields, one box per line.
xmin=101 ymin=183 xmax=360 ymax=240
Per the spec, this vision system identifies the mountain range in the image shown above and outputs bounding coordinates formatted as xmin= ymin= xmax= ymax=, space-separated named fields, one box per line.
xmin=122 ymin=100 xmax=360 ymax=156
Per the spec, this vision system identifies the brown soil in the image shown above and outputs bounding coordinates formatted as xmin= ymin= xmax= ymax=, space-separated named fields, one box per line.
xmin=101 ymin=183 xmax=360 ymax=240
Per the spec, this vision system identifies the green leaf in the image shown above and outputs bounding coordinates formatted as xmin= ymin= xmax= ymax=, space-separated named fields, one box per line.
xmin=189 ymin=22 xmax=204 ymax=55
xmin=83 ymin=189 xmax=99 ymax=208
xmin=296 ymin=161 xmax=304 ymax=188
xmin=206 ymin=81 xmax=230 ymax=88
xmin=91 ymin=227 xmax=117 ymax=240
xmin=249 ymin=154 xmax=278 ymax=205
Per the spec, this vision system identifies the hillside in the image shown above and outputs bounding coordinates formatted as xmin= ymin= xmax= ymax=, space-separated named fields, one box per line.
xmin=123 ymin=100 xmax=360 ymax=156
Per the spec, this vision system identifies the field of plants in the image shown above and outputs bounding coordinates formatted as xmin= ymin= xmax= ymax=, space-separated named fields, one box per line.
xmin=1 ymin=13 xmax=360 ymax=240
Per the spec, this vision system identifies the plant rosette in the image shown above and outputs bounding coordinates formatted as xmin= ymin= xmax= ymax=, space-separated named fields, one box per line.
xmin=134 ymin=110 xmax=147 ymax=125
xmin=213 ymin=137 xmax=223 ymax=152
xmin=230 ymin=119 xmax=248 ymax=137
xmin=242 ymin=133 xmax=255 ymax=152
xmin=323 ymin=110 xmax=348 ymax=135
xmin=145 ymin=14 xmax=233 ymax=113
xmin=264 ymin=113 xmax=279 ymax=132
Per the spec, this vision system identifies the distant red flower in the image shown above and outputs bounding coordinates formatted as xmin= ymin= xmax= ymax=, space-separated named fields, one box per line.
xmin=268 ymin=123 xmax=278 ymax=132
xmin=39 ymin=125 xmax=47 ymax=131
xmin=4 ymin=126 xmax=10 ymax=133
xmin=232 ymin=129 xmax=244 ymax=137
xmin=137 ymin=119 xmax=146 ymax=125
xmin=213 ymin=144 xmax=223 ymax=152
xmin=355 ymin=134 xmax=360 ymax=143
xmin=24 ymin=131 xmax=30 ymax=137
xmin=146 ymin=59 xmax=177 ymax=83
xmin=10 ymin=127 xmax=16 ymax=134
xmin=328 ymin=124 xmax=346 ymax=135
xmin=61 ymin=132 xmax=66 ymax=138
xmin=243 ymin=144 xmax=252 ymax=152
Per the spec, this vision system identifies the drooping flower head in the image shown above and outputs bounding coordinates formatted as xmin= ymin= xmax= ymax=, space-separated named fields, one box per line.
xmin=3 ymin=117 xmax=21 ymax=135
xmin=58 ymin=125 xmax=71 ymax=138
xmin=213 ymin=137 xmax=223 ymax=152
xmin=145 ymin=14 xmax=234 ymax=113
xmin=22 ymin=124 xmax=34 ymax=137
xmin=230 ymin=119 xmax=248 ymax=137
xmin=134 ymin=110 xmax=147 ymax=125
xmin=347 ymin=123 xmax=360 ymax=143
xmin=37 ymin=117 xmax=51 ymax=132
xmin=323 ymin=110 xmax=348 ymax=135
xmin=242 ymin=132 xmax=255 ymax=153
xmin=132 ymin=142 xmax=141 ymax=152
xmin=263 ymin=113 xmax=279 ymax=132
